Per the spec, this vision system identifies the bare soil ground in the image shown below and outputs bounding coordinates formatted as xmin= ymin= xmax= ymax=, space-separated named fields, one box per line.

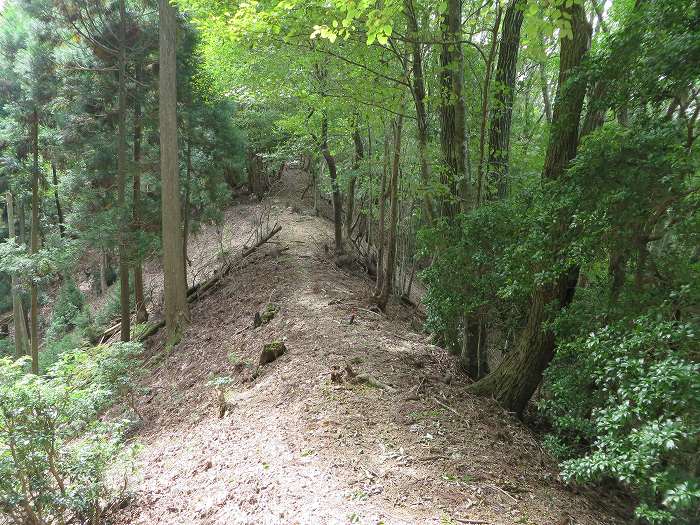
xmin=112 ymin=169 xmax=628 ymax=525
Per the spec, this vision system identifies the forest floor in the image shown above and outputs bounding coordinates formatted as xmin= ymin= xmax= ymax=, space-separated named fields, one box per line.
xmin=110 ymin=168 xmax=629 ymax=525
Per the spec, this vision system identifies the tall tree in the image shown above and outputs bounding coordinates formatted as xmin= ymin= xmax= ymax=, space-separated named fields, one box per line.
xmin=159 ymin=0 xmax=189 ymax=339
xmin=469 ymin=2 xmax=592 ymax=414
xmin=439 ymin=0 xmax=467 ymax=216
xmin=117 ymin=0 xmax=130 ymax=342
xmin=132 ymin=60 xmax=148 ymax=324
xmin=486 ymin=0 xmax=526 ymax=199
xmin=50 ymin=163 xmax=65 ymax=237
xmin=319 ymin=110 xmax=343 ymax=253
xmin=30 ymin=109 xmax=40 ymax=374
xmin=404 ymin=0 xmax=435 ymax=223
xmin=377 ymin=108 xmax=404 ymax=310
xmin=346 ymin=116 xmax=363 ymax=243
xmin=476 ymin=1 xmax=503 ymax=205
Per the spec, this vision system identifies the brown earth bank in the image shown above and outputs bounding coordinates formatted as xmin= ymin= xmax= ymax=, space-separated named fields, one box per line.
xmin=111 ymin=168 xmax=630 ymax=525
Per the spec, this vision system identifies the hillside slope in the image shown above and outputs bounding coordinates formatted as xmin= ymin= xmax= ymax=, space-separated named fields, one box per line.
xmin=113 ymin=169 xmax=626 ymax=525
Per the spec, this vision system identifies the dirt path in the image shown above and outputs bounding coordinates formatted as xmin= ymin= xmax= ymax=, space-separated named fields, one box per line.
xmin=113 ymin=169 xmax=627 ymax=525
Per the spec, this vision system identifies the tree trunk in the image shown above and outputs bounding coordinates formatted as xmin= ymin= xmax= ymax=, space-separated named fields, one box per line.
xmin=117 ymin=0 xmax=130 ymax=343
xmin=159 ymin=0 xmax=189 ymax=340
xmin=30 ymin=109 xmax=40 ymax=374
xmin=100 ymin=250 xmax=109 ymax=295
xmin=346 ymin=119 xmax=363 ymax=242
xmin=6 ymin=191 xmax=29 ymax=358
xmin=51 ymin=163 xmax=65 ymax=237
xmin=540 ymin=61 xmax=552 ymax=124
xmin=183 ymin=137 xmax=192 ymax=286
xmin=486 ymin=0 xmax=526 ymax=199
xmin=405 ymin=0 xmax=435 ymax=223
xmin=439 ymin=0 xmax=466 ymax=217
xmin=246 ymin=149 xmax=267 ymax=199
xmin=461 ymin=314 xmax=490 ymax=380
xmin=132 ymin=61 xmax=148 ymax=324
xmin=374 ymin=127 xmax=389 ymax=296
xmin=377 ymin=111 xmax=404 ymax=310
xmin=476 ymin=2 xmax=503 ymax=205
xmin=320 ymin=112 xmax=343 ymax=253
xmin=469 ymin=3 xmax=591 ymax=415
xmin=312 ymin=156 xmax=320 ymax=215
xmin=18 ymin=199 xmax=26 ymax=246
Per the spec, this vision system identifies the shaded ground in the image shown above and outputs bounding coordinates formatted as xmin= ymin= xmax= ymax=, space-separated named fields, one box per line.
xmin=113 ymin=169 xmax=628 ymax=525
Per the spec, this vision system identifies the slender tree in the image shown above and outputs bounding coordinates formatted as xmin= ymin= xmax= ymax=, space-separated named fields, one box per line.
xmin=476 ymin=2 xmax=503 ymax=205
xmin=132 ymin=60 xmax=148 ymax=324
xmin=50 ymin=163 xmax=65 ymax=237
xmin=30 ymin=109 xmax=40 ymax=374
xmin=377 ymin=109 xmax=404 ymax=310
xmin=346 ymin=116 xmax=363 ymax=242
xmin=319 ymin=110 xmax=343 ymax=253
xmin=117 ymin=0 xmax=130 ymax=342
xmin=374 ymin=124 xmax=389 ymax=296
xmin=404 ymin=0 xmax=435 ymax=223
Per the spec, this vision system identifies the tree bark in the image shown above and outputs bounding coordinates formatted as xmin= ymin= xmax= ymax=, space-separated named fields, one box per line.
xmin=486 ymin=0 xmax=526 ymax=200
xmin=439 ymin=0 xmax=467 ymax=217
xmin=51 ymin=163 xmax=65 ymax=237
xmin=377 ymin=111 xmax=404 ymax=310
xmin=476 ymin=2 xmax=503 ymax=205
xmin=159 ymin=0 xmax=189 ymax=339
xmin=30 ymin=109 xmax=40 ymax=374
xmin=100 ymin=250 xmax=109 ymax=295
xmin=320 ymin=112 xmax=343 ymax=253
xmin=540 ymin=61 xmax=552 ymax=124
xmin=132 ymin=61 xmax=148 ymax=324
xmin=117 ymin=0 xmax=130 ymax=343
xmin=404 ymin=0 xmax=435 ymax=223
xmin=374 ymin=127 xmax=389 ymax=296
xmin=18 ymin=199 xmax=26 ymax=246
xmin=346 ymin=119 xmax=363 ymax=242
xmin=6 ymin=191 xmax=29 ymax=358
xmin=469 ymin=3 xmax=591 ymax=414
xmin=183 ymin=136 xmax=192 ymax=286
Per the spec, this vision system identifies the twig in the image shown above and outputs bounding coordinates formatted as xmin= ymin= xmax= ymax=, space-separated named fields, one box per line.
xmin=415 ymin=454 xmax=450 ymax=461
xmin=433 ymin=397 xmax=470 ymax=428
xmin=487 ymin=483 xmax=517 ymax=503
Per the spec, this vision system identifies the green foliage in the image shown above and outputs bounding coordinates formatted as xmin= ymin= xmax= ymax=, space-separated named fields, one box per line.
xmin=38 ymin=332 xmax=83 ymax=374
xmin=0 ymin=338 xmax=13 ymax=359
xmin=46 ymin=277 xmax=85 ymax=342
xmin=94 ymin=281 xmax=132 ymax=335
xmin=543 ymin=313 xmax=699 ymax=524
xmin=419 ymin=192 xmax=537 ymax=355
xmin=261 ymin=302 xmax=280 ymax=324
xmin=0 ymin=341 xmax=141 ymax=525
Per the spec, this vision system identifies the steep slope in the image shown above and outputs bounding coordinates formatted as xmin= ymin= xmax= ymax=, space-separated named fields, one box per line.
xmin=114 ymin=169 xmax=627 ymax=525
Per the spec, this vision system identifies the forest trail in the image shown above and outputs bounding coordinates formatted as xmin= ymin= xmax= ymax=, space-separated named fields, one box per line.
xmin=113 ymin=168 xmax=623 ymax=525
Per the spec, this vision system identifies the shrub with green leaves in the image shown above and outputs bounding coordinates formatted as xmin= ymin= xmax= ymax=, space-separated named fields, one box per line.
xmin=542 ymin=314 xmax=699 ymax=524
xmin=0 ymin=341 xmax=142 ymax=525
xmin=46 ymin=277 xmax=85 ymax=342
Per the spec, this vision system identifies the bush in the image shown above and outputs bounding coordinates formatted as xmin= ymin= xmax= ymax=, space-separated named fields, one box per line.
xmin=541 ymin=314 xmax=700 ymax=524
xmin=38 ymin=332 xmax=83 ymax=374
xmin=0 ymin=338 xmax=13 ymax=358
xmin=419 ymin=197 xmax=532 ymax=356
xmin=93 ymin=281 xmax=133 ymax=334
xmin=46 ymin=277 xmax=85 ymax=342
xmin=0 ymin=341 xmax=142 ymax=524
